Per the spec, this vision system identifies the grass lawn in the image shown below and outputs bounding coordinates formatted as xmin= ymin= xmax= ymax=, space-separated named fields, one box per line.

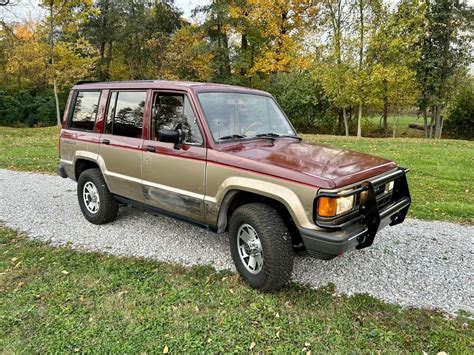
xmin=1 ymin=227 xmax=472 ymax=353
xmin=0 ymin=126 xmax=59 ymax=174
xmin=364 ymin=115 xmax=426 ymax=138
xmin=1 ymin=126 xmax=473 ymax=223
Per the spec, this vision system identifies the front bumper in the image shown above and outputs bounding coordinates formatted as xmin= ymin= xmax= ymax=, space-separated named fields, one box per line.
xmin=299 ymin=167 xmax=411 ymax=260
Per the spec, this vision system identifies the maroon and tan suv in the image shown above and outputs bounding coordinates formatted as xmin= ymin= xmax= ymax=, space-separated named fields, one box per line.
xmin=58 ymin=80 xmax=411 ymax=291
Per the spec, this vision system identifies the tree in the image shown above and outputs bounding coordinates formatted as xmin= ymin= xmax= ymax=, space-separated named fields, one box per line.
xmin=414 ymin=0 xmax=472 ymax=139
xmin=367 ymin=0 xmax=423 ymax=136
xmin=159 ymin=26 xmax=213 ymax=82
xmin=317 ymin=0 xmax=354 ymax=136
xmin=195 ymin=0 xmax=232 ymax=82
xmin=40 ymin=0 xmax=95 ymax=125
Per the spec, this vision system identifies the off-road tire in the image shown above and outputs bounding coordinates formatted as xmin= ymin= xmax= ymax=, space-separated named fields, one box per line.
xmin=229 ymin=203 xmax=294 ymax=291
xmin=77 ymin=168 xmax=119 ymax=224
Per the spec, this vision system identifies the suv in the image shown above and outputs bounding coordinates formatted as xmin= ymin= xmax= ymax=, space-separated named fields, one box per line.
xmin=58 ymin=80 xmax=411 ymax=291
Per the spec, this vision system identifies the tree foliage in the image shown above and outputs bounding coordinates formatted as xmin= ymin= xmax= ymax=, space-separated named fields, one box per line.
xmin=0 ymin=0 xmax=472 ymax=139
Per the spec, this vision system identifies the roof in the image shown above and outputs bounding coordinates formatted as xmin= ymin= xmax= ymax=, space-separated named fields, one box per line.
xmin=71 ymin=80 xmax=270 ymax=95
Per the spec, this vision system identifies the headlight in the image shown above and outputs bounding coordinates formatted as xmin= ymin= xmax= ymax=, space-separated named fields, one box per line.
xmin=317 ymin=193 xmax=355 ymax=217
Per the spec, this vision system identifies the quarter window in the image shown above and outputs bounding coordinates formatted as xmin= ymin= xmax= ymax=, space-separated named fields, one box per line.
xmin=106 ymin=91 xmax=146 ymax=138
xmin=69 ymin=91 xmax=101 ymax=130
xmin=152 ymin=93 xmax=203 ymax=144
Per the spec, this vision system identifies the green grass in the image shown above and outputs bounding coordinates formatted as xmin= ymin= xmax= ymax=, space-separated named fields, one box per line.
xmin=1 ymin=126 xmax=473 ymax=223
xmin=364 ymin=115 xmax=426 ymax=138
xmin=0 ymin=227 xmax=472 ymax=353
xmin=0 ymin=126 xmax=59 ymax=174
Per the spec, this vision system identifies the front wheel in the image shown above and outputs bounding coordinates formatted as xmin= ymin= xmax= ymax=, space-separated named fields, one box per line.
xmin=229 ymin=203 xmax=294 ymax=291
xmin=77 ymin=168 xmax=119 ymax=224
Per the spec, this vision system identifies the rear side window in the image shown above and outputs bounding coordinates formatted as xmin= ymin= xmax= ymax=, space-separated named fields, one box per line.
xmin=106 ymin=91 xmax=146 ymax=138
xmin=69 ymin=91 xmax=101 ymax=130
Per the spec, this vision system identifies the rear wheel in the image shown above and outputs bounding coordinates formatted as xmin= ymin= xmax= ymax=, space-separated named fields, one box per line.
xmin=77 ymin=168 xmax=119 ymax=224
xmin=229 ymin=203 xmax=294 ymax=291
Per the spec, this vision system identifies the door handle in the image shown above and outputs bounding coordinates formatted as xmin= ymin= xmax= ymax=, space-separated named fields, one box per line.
xmin=146 ymin=145 xmax=156 ymax=152
xmin=102 ymin=139 xmax=110 ymax=145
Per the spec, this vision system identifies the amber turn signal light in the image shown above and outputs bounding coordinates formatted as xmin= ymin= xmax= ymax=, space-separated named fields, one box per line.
xmin=318 ymin=197 xmax=337 ymax=217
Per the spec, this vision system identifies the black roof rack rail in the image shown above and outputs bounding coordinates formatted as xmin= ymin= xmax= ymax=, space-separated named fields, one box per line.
xmin=75 ymin=80 xmax=100 ymax=85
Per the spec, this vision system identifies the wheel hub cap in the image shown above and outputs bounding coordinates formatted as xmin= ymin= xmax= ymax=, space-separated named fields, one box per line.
xmin=83 ymin=181 xmax=100 ymax=214
xmin=237 ymin=224 xmax=263 ymax=274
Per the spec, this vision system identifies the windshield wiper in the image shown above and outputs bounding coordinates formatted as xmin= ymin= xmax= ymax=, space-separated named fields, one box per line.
xmin=255 ymin=133 xmax=302 ymax=141
xmin=218 ymin=134 xmax=246 ymax=141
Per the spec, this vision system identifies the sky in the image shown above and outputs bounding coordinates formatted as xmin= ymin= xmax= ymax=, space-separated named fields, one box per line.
xmin=2 ymin=0 xmax=474 ymax=23
xmin=0 ymin=0 xmax=212 ymax=23
xmin=175 ymin=0 xmax=210 ymax=20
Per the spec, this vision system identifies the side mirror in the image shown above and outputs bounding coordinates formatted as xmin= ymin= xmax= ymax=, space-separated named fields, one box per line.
xmin=158 ymin=129 xmax=182 ymax=149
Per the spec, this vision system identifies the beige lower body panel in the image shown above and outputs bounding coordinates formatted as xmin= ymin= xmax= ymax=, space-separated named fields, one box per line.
xmin=205 ymin=164 xmax=319 ymax=230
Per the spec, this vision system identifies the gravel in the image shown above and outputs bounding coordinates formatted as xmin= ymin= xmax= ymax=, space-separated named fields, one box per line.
xmin=1 ymin=169 xmax=473 ymax=315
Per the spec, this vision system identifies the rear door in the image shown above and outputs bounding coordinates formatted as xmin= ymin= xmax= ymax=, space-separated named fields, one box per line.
xmin=60 ymin=90 xmax=102 ymax=170
xmin=98 ymin=90 xmax=149 ymax=202
xmin=141 ymin=91 xmax=207 ymax=222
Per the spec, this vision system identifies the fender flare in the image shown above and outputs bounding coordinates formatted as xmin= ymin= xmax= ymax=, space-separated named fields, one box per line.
xmin=211 ymin=177 xmax=314 ymax=232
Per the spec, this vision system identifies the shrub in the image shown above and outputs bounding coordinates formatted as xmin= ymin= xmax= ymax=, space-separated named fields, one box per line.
xmin=264 ymin=71 xmax=330 ymax=131
xmin=445 ymin=84 xmax=474 ymax=139
xmin=0 ymin=89 xmax=67 ymax=127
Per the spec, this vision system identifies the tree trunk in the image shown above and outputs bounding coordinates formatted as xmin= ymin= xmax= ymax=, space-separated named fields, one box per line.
xmin=240 ymin=33 xmax=248 ymax=77
xmin=53 ymin=79 xmax=61 ymax=126
xmin=434 ymin=105 xmax=442 ymax=139
xmin=357 ymin=103 xmax=362 ymax=137
xmin=343 ymin=106 xmax=349 ymax=136
xmin=439 ymin=115 xmax=444 ymax=139
xmin=98 ymin=41 xmax=106 ymax=81
xmin=392 ymin=116 xmax=397 ymax=138
xmin=428 ymin=108 xmax=434 ymax=139
xmin=338 ymin=110 xmax=343 ymax=133
xmin=357 ymin=0 xmax=364 ymax=139
xmin=49 ymin=1 xmax=61 ymax=126
xmin=104 ymin=40 xmax=113 ymax=80
xmin=382 ymin=79 xmax=388 ymax=136
xmin=423 ymin=108 xmax=428 ymax=138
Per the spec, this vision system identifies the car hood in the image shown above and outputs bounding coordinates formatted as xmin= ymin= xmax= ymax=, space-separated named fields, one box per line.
xmin=216 ymin=140 xmax=397 ymax=188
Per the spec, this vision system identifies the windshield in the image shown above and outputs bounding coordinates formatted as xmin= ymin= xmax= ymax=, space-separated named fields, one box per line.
xmin=197 ymin=92 xmax=296 ymax=142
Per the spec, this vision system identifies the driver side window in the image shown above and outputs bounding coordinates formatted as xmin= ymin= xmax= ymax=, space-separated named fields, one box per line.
xmin=152 ymin=93 xmax=203 ymax=145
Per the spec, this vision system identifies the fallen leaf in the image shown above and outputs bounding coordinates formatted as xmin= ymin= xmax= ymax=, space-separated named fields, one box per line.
xmin=11 ymin=257 xmax=18 ymax=262
xmin=305 ymin=342 xmax=311 ymax=347
xmin=62 ymin=270 xmax=69 ymax=275
xmin=249 ymin=341 xmax=256 ymax=350
xmin=163 ymin=345 xmax=169 ymax=353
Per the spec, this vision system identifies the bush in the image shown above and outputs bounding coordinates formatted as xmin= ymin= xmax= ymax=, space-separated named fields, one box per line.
xmin=264 ymin=71 xmax=331 ymax=131
xmin=445 ymin=84 xmax=474 ymax=139
xmin=0 ymin=89 xmax=67 ymax=127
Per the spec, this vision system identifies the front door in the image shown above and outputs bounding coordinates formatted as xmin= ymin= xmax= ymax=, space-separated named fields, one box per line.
xmin=99 ymin=90 xmax=148 ymax=202
xmin=141 ymin=91 xmax=207 ymax=222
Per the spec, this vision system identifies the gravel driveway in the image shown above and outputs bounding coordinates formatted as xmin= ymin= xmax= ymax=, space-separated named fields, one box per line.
xmin=1 ymin=169 xmax=473 ymax=315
